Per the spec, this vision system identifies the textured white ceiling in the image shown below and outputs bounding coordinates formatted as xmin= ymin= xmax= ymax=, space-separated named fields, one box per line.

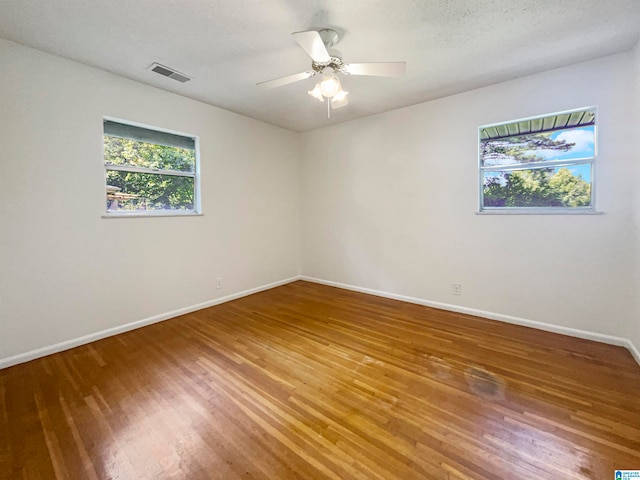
xmin=1 ymin=0 xmax=639 ymax=131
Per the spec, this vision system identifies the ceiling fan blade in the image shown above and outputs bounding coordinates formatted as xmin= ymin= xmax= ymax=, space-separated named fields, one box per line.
xmin=343 ymin=62 xmax=406 ymax=77
xmin=292 ymin=30 xmax=331 ymax=63
xmin=256 ymin=71 xmax=315 ymax=90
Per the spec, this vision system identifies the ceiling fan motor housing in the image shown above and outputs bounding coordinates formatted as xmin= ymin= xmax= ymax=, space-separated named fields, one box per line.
xmin=312 ymin=57 xmax=345 ymax=73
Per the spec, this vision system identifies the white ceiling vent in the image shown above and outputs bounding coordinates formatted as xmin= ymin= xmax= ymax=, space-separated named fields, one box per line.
xmin=148 ymin=63 xmax=191 ymax=83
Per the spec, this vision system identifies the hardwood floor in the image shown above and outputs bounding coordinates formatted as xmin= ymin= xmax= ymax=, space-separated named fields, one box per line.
xmin=1 ymin=280 xmax=639 ymax=479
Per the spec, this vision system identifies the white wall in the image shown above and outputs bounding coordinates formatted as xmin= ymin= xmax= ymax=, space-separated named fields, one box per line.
xmin=632 ymin=41 xmax=640 ymax=354
xmin=301 ymin=51 xmax=639 ymax=347
xmin=0 ymin=39 xmax=301 ymax=361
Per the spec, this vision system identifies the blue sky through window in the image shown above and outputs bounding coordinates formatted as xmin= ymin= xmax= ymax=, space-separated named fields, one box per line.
xmin=530 ymin=125 xmax=594 ymax=182
xmin=532 ymin=126 xmax=595 ymax=161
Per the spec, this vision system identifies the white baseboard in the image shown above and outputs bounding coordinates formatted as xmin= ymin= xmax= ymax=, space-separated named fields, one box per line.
xmin=0 ymin=276 xmax=301 ymax=370
xmin=626 ymin=339 xmax=640 ymax=365
xmin=4 ymin=275 xmax=639 ymax=369
xmin=300 ymin=276 xmax=640 ymax=366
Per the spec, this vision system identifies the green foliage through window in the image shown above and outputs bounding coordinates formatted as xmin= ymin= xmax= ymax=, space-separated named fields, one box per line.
xmin=483 ymin=168 xmax=591 ymax=208
xmin=103 ymin=122 xmax=197 ymax=214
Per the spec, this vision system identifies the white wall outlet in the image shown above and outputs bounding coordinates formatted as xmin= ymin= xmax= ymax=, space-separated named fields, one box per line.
xmin=216 ymin=277 xmax=223 ymax=289
xmin=452 ymin=284 xmax=462 ymax=296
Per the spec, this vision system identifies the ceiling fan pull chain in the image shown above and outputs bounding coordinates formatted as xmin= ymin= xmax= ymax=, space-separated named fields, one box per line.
xmin=327 ymin=98 xmax=331 ymax=118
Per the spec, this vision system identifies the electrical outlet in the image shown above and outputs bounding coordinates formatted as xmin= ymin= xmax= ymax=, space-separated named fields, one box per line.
xmin=452 ymin=284 xmax=461 ymax=296
xmin=216 ymin=277 xmax=223 ymax=289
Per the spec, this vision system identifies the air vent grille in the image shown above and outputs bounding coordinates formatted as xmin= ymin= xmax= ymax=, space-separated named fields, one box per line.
xmin=148 ymin=63 xmax=192 ymax=83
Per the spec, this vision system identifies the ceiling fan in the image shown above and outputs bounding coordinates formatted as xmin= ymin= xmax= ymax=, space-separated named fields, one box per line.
xmin=257 ymin=29 xmax=406 ymax=117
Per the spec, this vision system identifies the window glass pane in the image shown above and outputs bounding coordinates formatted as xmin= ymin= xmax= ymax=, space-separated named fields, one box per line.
xmin=483 ymin=165 xmax=592 ymax=208
xmin=481 ymin=126 xmax=595 ymax=167
xmin=104 ymin=120 xmax=195 ymax=150
xmin=106 ymin=171 xmax=194 ymax=211
xmin=104 ymin=135 xmax=195 ymax=173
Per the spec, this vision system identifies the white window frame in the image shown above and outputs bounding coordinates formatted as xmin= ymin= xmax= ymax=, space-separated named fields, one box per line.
xmin=103 ymin=117 xmax=201 ymax=217
xmin=478 ymin=107 xmax=598 ymax=215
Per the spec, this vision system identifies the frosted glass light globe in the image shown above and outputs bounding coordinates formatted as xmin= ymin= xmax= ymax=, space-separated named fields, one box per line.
xmin=308 ymin=83 xmax=324 ymax=101
xmin=320 ymin=74 xmax=341 ymax=98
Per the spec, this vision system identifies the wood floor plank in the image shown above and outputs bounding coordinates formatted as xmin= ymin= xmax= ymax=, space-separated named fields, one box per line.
xmin=1 ymin=280 xmax=639 ymax=479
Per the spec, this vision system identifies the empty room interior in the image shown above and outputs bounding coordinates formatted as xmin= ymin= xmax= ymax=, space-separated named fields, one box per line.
xmin=1 ymin=1 xmax=640 ymax=479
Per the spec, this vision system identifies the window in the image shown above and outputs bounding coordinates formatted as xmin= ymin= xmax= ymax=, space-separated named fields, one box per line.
xmin=479 ymin=108 xmax=596 ymax=212
xmin=104 ymin=119 xmax=199 ymax=215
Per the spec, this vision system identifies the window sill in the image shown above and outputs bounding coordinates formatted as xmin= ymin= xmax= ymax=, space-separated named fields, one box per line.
xmin=102 ymin=212 xmax=203 ymax=219
xmin=475 ymin=210 xmax=603 ymax=215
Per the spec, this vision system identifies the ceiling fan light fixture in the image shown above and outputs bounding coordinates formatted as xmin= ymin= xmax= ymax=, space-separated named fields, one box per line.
xmin=331 ymin=90 xmax=349 ymax=108
xmin=319 ymin=70 xmax=342 ymax=98
xmin=308 ymin=83 xmax=324 ymax=101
